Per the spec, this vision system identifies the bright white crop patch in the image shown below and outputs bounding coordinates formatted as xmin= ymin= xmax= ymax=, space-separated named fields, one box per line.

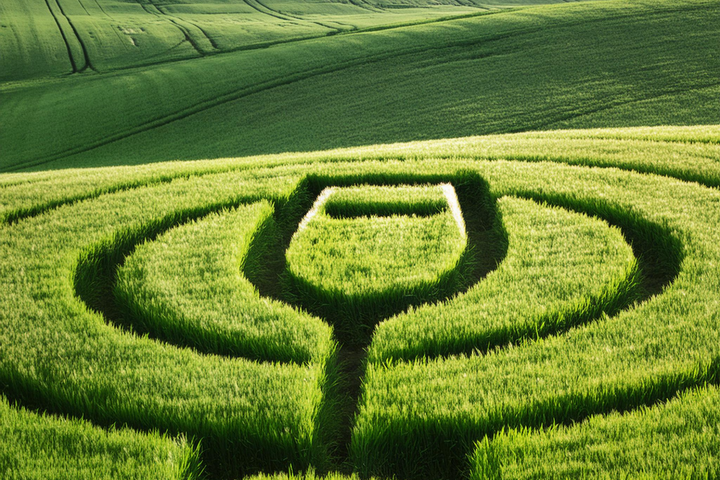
xmin=286 ymin=184 xmax=467 ymax=301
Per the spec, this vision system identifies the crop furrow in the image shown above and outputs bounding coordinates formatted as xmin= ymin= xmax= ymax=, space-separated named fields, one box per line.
xmin=3 ymin=145 xmax=720 ymax=478
xmin=42 ymin=0 xmax=78 ymax=73
xmin=255 ymin=0 xmax=347 ymax=33
xmin=538 ymin=82 xmax=720 ymax=134
xmin=184 ymin=19 xmax=220 ymax=50
xmin=8 ymin=1 xmax=712 ymax=173
xmin=53 ymin=0 xmax=96 ymax=72
xmin=92 ymin=0 xmax=111 ymax=17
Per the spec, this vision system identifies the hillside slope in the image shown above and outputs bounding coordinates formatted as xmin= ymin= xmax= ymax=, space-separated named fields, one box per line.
xmin=1 ymin=0 xmax=718 ymax=172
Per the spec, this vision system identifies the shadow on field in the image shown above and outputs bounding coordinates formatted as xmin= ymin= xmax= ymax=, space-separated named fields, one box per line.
xmin=64 ymin=169 xmax=684 ymax=480
xmin=246 ymin=170 xmax=508 ymax=474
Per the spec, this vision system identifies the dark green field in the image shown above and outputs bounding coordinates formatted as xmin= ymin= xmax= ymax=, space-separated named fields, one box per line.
xmin=1 ymin=0 xmax=719 ymax=479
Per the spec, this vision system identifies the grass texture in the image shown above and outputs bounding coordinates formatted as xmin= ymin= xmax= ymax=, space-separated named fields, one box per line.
xmin=0 ymin=172 xmax=338 ymax=477
xmin=0 ymin=395 xmax=201 ymax=480
xmin=367 ymin=196 xmax=640 ymax=362
xmin=2 ymin=125 xmax=720 ymax=225
xmin=115 ymin=202 xmax=333 ymax=363
xmin=247 ymin=470 xmax=362 ymax=480
xmin=1 ymin=0 xmax=717 ymax=171
xmin=1 ymin=124 xmax=720 ymax=478
xmin=285 ymin=184 xmax=467 ymax=340
xmin=470 ymin=384 xmax=720 ymax=479
xmin=0 ymin=0 xmax=491 ymax=81
xmin=348 ymin=157 xmax=713 ymax=478
xmin=322 ymin=184 xmax=449 ymax=218
xmin=1 ymin=0 xmax=719 ymax=477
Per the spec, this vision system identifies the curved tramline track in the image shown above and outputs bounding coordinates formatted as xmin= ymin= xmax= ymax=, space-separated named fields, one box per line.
xmin=1 ymin=125 xmax=720 ymax=478
xmin=2 ymin=0 xmax=717 ymax=173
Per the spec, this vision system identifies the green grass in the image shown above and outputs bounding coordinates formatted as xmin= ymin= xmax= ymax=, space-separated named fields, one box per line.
xmin=349 ymin=159 xmax=716 ymax=479
xmin=471 ymin=384 xmax=720 ymax=479
xmin=1 ymin=0 xmax=717 ymax=171
xmin=0 ymin=395 xmax=202 ymax=480
xmin=284 ymin=184 xmax=467 ymax=341
xmin=0 ymin=171 xmax=338 ymax=477
xmin=367 ymin=195 xmax=640 ymax=362
xmin=2 ymin=0 xmax=720 ymax=477
xmin=2 ymin=125 xmax=720 ymax=225
xmin=1 ymin=125 xmax=720 ymax=478
xmin=322 ymin=184 xmax=449 ymax=218
xmin=115 ymin=202 xmax=334 ymax=363
xmin=0 ymin=0 xmax=490 ymax=81
xmin=247 ymin=469 xmax=361 ymax=480
xmin=1 ymin=0 xmax=605 ymax=83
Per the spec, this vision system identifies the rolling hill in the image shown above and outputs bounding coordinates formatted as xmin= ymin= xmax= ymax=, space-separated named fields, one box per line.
xmin=1 ymin=0 xmax=717 ymax=171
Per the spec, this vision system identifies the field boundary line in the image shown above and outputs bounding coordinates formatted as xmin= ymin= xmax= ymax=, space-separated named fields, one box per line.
xmin=42 ymin=0 xmax=79 ymax=73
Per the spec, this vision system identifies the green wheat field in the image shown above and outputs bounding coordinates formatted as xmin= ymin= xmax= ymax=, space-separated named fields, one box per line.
xmin=1 ymin=0 xmax=719 ymax=478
